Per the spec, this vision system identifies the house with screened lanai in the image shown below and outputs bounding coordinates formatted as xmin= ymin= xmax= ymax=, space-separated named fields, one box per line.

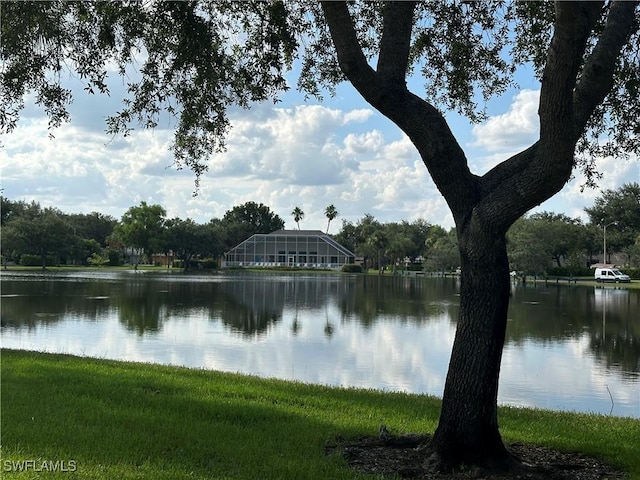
xmin=222 ymin=230 xmax=355 ymax=270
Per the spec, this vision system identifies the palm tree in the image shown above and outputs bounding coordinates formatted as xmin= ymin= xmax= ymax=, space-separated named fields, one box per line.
xmin=291 ymin=207 xmax=304 ymax=230
xmin=325 ymin=204 xmax=338 ymax=234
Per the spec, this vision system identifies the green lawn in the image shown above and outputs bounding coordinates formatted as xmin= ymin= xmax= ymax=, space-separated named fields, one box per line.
xmin=1 ymin=349 xmax=639 ymax=479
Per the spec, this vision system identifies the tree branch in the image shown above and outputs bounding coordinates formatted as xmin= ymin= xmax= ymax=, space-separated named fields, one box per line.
xmin=476 ymin=2 xmax=630 ymax=231
xmin=321 ymin=1 xmax=479 ymax=227
xmin=538 ymin=1 xmax=603 ymax=153
xmin=377 ymin=2 xmax=416 ymax=84
xmin=319 ymin=2 xmax=377 ymax=99
xmin=573 ymin=1 xmax=639 ymax=137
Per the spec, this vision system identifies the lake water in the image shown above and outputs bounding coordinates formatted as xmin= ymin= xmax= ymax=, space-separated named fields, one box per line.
xmin=1 ymin=270 xmax=638 ymax=418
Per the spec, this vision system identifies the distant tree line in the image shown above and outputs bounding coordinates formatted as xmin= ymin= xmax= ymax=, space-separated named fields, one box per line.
xmin=334 ymin=183 xmax=640 ymax=277
xmin=1 ymin=183 xmax=639 ymax=274
xmin=0 ymin=199 xmax=284 ymax=270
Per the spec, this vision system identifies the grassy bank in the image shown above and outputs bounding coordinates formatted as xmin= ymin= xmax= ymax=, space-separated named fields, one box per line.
xmin=1 ymin=350 xmax=639 ymax=479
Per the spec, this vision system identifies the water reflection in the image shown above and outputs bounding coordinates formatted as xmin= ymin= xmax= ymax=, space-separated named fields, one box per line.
xmin=1 ymin=271 xmax=638 ymax=418
xmin=505 ymin=284 xmax=639 ymax=379
xmin=591 ymin=288 xmax=640 ymax=381
xmin=219 ymin=275 xmax=460 ymax=335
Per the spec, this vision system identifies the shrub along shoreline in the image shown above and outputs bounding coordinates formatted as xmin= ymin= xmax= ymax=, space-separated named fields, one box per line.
xmin=1 ymin=349 xmax=639 ymax=479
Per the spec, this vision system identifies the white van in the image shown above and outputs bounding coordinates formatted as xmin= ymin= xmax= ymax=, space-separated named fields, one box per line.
xmin=594 ymin=268 xmax=631 ymax=283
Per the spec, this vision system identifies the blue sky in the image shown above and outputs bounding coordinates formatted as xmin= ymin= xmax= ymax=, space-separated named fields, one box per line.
xmin=2 ymin=54 xmax=639 ymax=231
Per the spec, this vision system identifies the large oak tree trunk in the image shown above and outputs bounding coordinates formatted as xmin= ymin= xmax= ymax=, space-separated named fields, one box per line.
xmin=432 ymin=227 xmax=512 ymax=469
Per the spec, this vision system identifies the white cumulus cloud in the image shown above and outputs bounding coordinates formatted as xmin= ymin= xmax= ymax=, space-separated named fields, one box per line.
xmin=470 ymin=89 xmax=540 ymax=173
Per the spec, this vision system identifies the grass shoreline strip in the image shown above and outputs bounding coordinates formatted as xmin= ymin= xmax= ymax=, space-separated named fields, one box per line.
xmin=2 ymin=349 xmax=638 ymax=479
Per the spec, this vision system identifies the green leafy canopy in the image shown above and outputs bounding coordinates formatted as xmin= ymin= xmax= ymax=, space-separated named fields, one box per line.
xmin=1 ymin=1 xmax=639 ymax=186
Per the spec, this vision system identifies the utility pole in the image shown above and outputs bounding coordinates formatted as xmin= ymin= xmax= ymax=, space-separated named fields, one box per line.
xmin=603 ymin=221 xmax=616 ymax=265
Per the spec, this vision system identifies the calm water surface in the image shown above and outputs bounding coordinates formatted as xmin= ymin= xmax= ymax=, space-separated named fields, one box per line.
xmin=1 ymin=270 xmax=638 ymax=418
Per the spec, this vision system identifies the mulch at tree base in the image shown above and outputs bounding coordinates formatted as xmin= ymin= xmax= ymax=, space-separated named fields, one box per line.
xmin=325 ymin=432 xmax=627 ymax=480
